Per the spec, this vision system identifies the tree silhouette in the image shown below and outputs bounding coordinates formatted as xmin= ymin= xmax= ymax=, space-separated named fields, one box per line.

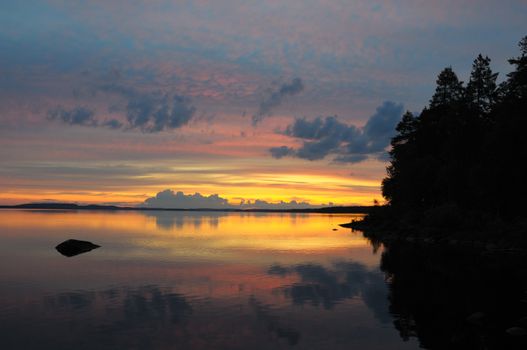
xmin=429 ymin=67 xmax=465 ymax=109
xmin=381 ymin=36 xmax=527 ymax=228
xmin=466 ymin=54 xmax=498 ymax=114
xmin=504 ymin=36 xmax=527 ymax=99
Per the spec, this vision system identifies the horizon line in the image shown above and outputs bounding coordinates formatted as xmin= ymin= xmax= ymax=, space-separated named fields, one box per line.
xmin=0 ymin=202 xmax=372 ymax=214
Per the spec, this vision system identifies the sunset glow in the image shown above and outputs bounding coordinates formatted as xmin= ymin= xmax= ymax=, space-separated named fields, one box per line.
xmin=1 ymin=1 xmax=525 ymax=207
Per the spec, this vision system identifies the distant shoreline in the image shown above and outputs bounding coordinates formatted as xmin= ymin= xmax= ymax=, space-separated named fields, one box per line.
xmin=0 ymin=202 xmax=371 ymax=214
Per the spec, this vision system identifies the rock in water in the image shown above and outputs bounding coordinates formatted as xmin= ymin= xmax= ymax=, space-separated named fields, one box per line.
xmin=55 ymin=239 xmax=100 ymax=257
xmin=466 ymin=312 xmax=486 ymax=326
xmin=506 ymin=327 xmax=527 ymax=336
xmin=518 ymin=316 xmax=527 ymax=328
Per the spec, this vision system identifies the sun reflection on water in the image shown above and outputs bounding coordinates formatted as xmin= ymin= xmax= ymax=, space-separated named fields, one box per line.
xmin=0 ymin=210 xmax=419 ymax=350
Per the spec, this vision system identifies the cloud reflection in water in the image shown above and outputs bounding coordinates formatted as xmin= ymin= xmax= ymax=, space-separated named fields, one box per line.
xmin=268 ymin=261 xmax=392 ymax=323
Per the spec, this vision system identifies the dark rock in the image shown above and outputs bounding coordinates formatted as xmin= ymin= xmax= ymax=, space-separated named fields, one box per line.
xmin=518 ymin=317 xmax=527 ymax=328
xmin=466 ymin=312 xmax=486 ymax=326
xmin=485 ymin=243 xmax=498 ymax=251
xmin=55 ymin=239 xmax=100 ymax=257
xmin=505 ymin=326 xmax=527 ymax=336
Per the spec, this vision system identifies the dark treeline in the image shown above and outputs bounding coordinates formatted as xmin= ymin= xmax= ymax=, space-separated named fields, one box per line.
xmin=373 ymin=36 xmax=527 ymax=235
xmin=0 ymin=202 xmax=371 ymax=214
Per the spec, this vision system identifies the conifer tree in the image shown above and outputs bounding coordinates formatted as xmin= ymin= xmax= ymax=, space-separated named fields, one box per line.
xmin=466 ymin=54 xmax=498 ymax=114
xmin=504 ymin=36 xmax=527 ymax=99
xmin=429 ymin=67 xmax=464 ymax=108
xmin=380 ymin=35 xmax=527 ymax=223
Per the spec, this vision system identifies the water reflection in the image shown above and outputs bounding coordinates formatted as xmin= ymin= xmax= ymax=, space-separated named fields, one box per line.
xmin=143 ymin=210 xmax=313 ymax=232
xmin=3 ymin=271 xmax=398 ymax=349
xmin=1 ymin=209 xmax=525 ymax=349
xmin=4 ymin=286 xmax=193 ymax=350
xmin=249 ymin=296 xmax=301 ymax=346
xmin=144 ymin=211 xmax=226 ymax=230
xmin=268 ymin=261 xmax=391 ymax=323
xmin=379 ymin=241 xmax=527 ymax=350
xmin=0 ymin=210 xmax=418 ymax=349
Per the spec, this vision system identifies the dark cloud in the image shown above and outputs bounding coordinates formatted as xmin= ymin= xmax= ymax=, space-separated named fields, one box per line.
xmin=48 ymin=85 xmax=196 ymax=133
xmin=48 ymin=107 xmax=98 ymax=127
xmin=102 ymin=118 xmax=124 ymax=129
xmin=362 ymin=101 xmax=406 ymax=151
xmin=269 ymin=146 xmax=295 ymax=159
xmin=140 ymin=189 xmax=321 ymax=209
xmin=238 ymin=198 xmax=316 ymax=210
xmin=295 ymin=136 xmax=343 ymax=161
xmin=124 ymin=92 xmax=196 ymax=133
xmin=252 ymin=78 xmax=304 ymax=125
xmin=48 ymin=106 xmax=124 ymax=130
xmin=333 ymin=154 xmax=369 ymax=163
xmin=270 ymin=101 xmax=404 ymax=163
xmin=141 ymin=189 xmax=231 ymax=209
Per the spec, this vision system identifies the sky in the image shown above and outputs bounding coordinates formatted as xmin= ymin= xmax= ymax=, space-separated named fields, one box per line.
xmin=1 ymin=0 xmax=526 ymax=207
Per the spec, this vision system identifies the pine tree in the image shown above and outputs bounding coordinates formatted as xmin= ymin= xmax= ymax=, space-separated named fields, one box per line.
xmin=504 ymin=36 xmax=527 ymax=99
xmin=382 ymin=112 xmax=421 ymax=209
xmin=381 ymin=36 xmax=527 ymax=222
xmin=392 ymin=111 xmax=418 ymax=147
xmin=429 ymin=67 xmax=465 ymax=108
xmin=466 ymin=54 xmax=498 ymax=114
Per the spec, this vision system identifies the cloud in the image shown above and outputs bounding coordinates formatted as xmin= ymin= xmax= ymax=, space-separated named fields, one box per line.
xmin=102 ymin=118 xmax=124 ymax=129
xmin=140 ymin=189 xmax=321 ymax=209
xmin=252 ymin=78 xmax=304 ymax=125
xmin=238 ymin=198 xmax=317 ymax=210
xmin=142 ymin=190 xmax=230 ymax=209
xmin=48 ymin=85 xmax=196 ymax=133
xmin=270 ymin=101 xmax=404 ymax=163
xmin=106 ymin=84 xmax=197 ymax=133
xmin=269 ymin=146 xmax=295 ymax=159
xmin=48 ymin=107 xmax=98 ymax=127
xmin=122 ymin=91 xmax=196 ymax=133
xmin=48 ymin=105 xmax=125 ymax=131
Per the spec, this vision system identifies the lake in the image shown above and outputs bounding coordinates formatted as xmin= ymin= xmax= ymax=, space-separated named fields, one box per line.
xmin=0 ymin=210 xmax=525 ymax=349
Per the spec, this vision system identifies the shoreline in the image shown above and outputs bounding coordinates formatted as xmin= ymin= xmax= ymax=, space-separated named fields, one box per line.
xmin=340 ymin=217 xmax=527 ymax=254
xmin=0 ymin=203 xmax=371 ymax=214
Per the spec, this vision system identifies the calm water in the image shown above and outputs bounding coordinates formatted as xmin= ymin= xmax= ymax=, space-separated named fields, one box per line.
xmin=1 ymin=210 xmax=525 ymax=349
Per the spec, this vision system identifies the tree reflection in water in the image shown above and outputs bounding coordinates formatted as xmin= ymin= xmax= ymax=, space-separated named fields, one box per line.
xmin=378 ymin=241 xmax=527 ymax=350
